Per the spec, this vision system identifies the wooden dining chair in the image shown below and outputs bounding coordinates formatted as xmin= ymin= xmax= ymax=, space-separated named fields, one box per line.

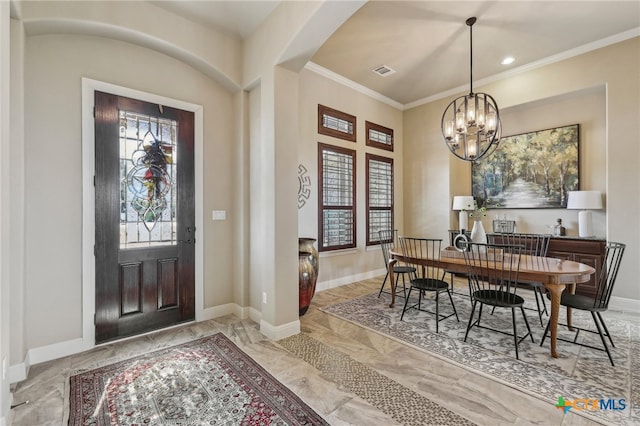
xmin=463 ymin=242 xmax=534 ymax=360
xmin=377 ymin=229 xmax=415 ymax=299
xmin=487 ymin=232 xmax=551 ymax=326
xmin=398 ymin=237 xmax=459 ymax=333
xmin=540 ymin=242 xmax=625 ymax=366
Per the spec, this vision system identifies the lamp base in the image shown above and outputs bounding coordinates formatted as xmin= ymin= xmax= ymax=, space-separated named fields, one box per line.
xmin=459 ymin=210 xmax=468 ymax=232
xmin=578 ymin=210 xmax=594 ymax=238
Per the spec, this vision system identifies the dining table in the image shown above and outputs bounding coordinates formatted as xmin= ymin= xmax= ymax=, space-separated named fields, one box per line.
xmin=388 ymin=249 xmax=596 ymax=358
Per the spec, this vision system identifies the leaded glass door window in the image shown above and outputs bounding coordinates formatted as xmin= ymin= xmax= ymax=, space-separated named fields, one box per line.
xmin=120 ymin=111 xmax=177 ymax=248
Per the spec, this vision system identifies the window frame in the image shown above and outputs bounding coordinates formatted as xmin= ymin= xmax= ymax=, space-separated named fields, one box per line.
xmin=317 ymin=143 xmax=357 ymax=252
xmin=365 ymin=121 xmax=394 ymax=151
xmin=318 ymin=104 xmax=357 ymax=142
xmin=366 ymin=153 xmax=394 ymax=246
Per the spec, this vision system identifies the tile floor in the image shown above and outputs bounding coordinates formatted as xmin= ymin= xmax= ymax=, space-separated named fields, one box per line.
xmin=11 ymin=275 xmax=634 ymax=425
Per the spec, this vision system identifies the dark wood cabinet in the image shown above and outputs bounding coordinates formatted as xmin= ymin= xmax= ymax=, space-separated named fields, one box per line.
xmin=547 ymin=237 xmax=605 ymax=298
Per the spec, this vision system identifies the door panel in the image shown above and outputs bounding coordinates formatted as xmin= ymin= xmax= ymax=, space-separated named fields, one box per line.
xmin=95 ymin=91 xmax=195 ymax=343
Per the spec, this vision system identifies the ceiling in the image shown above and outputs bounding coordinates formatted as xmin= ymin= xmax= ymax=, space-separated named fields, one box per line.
xmin=151 ymin=1 xmax=640 ymax=106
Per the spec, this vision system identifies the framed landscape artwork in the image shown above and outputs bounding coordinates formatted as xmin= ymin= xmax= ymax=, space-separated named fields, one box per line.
xmin=471 ymin=124 xmax=579 ymax=209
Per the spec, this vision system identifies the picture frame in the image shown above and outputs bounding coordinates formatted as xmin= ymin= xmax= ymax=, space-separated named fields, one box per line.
xmin=471 ymin=124 xmax=579 ymax=209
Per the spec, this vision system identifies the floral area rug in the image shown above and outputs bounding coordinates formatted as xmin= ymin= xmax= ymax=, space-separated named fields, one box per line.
xmin=67 ymin=333 xmax=327 ymax=425
xmin=321 ymin=291 xmax=639 ymax=425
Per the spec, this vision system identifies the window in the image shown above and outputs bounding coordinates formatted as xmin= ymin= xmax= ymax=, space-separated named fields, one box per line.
xmin=318 ymin=104 xmax=357 ymax=142
xmin=366 ymin=154 xmax=393 ymax=246
xmin=318 ymin=143 xmax=356 ymax=251
xmin=119 ymin=110 xmax=178 ymax=248
xmin=366 ymin=121 xmax=394 ymax=151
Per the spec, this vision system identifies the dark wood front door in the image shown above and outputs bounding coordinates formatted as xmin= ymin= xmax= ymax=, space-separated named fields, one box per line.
xmin=94 ymin=91 xmax=195 ymax=344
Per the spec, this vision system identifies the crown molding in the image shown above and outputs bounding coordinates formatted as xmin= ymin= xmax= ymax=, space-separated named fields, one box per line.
xmin=304 ymin=62 xmax=404 ymax=110
xmin=307 ymin=27 xmax=640 ymax=111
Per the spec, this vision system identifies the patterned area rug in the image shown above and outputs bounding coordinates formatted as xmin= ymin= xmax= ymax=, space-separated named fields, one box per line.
xmin=67 ymin=333 xmax=327 ymax=425
xmin=321 ymin=291 xmax=639 ymax=425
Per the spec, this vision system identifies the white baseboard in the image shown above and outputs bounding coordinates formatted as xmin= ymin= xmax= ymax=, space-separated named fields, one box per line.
xmin=200 ymin=302 xmax=249 ymax=321
xmin=8 ymin=351 xmax=30 ymax=384
xmin=316 ymin=268 xmax=386 ymax=292
xmin=259 ymin=319 xmax=300 ymax=340
xmin=1 ymin=391 xmax=12 ymax=426
xmin=9 ymin=303 xmax=254 ymax=384
xmin=609 ymin=295 xmax=640 ymax=314
xmin=248 ymin=307 xmax=262 ymax=324
xmin=8 ymin=286 xmax=637 ymax=386
xmin=10 ymin=337 xmax=92 ymax=384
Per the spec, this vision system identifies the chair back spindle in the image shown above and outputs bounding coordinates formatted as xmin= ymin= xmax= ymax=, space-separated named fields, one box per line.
xmin=487 ymin=232 xmax=550 ymax=257
xmin=593 ymin=242 xmax=626 ymax=309
xmin=378 ymin=229 xmax=395 ymax=272
xmin=463 ymin=243 xmax=522 ymax=305
xmin=398 ymin=237 xmax=443 ymax=281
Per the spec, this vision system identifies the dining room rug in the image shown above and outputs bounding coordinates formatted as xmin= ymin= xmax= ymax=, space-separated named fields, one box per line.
xmin=321 ymin=291 xmax=639 ymax=425
xmin=67 ymin=332 xmax=328 ymax=425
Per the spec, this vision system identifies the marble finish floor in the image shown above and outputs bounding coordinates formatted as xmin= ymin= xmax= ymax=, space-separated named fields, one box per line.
xmin=11 ymin=276 xmax=636 ymax=425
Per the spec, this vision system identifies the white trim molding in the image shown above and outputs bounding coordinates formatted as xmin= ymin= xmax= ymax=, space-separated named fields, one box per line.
xmin=259 ymin=319 xmax=300 ymax=341
xmin=81 ymin=78 xmax=204 ymax=351
xmin=316 ymin=268 xmax=386 ymax=293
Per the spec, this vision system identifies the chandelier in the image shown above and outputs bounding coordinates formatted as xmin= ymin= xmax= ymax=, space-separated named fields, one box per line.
xmin=441 ymin=17 xmax=501 ymax=161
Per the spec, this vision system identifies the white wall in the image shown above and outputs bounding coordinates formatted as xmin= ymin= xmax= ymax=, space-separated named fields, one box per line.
xmin=451 ymin=86 xmax=607 ymax=237
xmin=9 ymin=16 xmax=25 ymax=373
xmin=1 ymin=1 xmax=12 ymax=422
xmin=405 ymin=37 xmax=640 ymax=301
xmin=298 ymin=67 xmax=404 ymax=287
xmin=23 ymin=34 xmax=236 ymax=349
xmin=5 ymin=0 xmax=365 ymax=372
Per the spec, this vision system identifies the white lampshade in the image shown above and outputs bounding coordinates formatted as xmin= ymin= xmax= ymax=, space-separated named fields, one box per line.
xmin=566 ymin=191 xmax=603 ymax=210
xmin=452 ymin=196 xmax=474 ymax=232
xmin=566 ymin=191 xmax=603 ymax=237
xmin=452 ymin=196 xmax=475 ymax=211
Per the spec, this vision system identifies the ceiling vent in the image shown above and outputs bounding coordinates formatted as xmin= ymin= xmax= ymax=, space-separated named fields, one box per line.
xmin=372 ymin=65 xmax=396 ymax=77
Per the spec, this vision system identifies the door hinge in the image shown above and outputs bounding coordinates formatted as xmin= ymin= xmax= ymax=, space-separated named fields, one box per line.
xmin=93 ymin=106 xmax=95 ymax=118
xmin=93 ymin=313 xmax=96 ymax=325
xmin=93 ymin=175 xmax=95 ymax=186
xmin=94 ymin=245 xmax=96 ymax=256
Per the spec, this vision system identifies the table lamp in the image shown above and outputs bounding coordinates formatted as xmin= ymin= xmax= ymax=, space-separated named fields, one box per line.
xmin=566 ymin=190 xmax=602 ymax=237
xmin=452 ymin=196 xmax=474 ymax=231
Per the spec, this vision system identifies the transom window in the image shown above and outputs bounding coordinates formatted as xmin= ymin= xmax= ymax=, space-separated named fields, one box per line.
xmin=318 ymin=104 xmax=357 ymax=142
xmin=366 ymin=154 xmax=393 ymax=245
xmin=366 ymin=121 xmax=394 ymax=151
xmin=318 ymin=143 xmax=356 ymax=251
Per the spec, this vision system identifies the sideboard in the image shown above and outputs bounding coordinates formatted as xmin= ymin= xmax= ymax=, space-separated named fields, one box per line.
xmin=547 ymin=236 xmax=605 ymax=298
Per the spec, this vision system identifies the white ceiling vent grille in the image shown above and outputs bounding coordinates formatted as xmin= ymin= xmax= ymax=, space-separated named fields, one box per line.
xmin=372 ymin=65 xmax=396 ymax=77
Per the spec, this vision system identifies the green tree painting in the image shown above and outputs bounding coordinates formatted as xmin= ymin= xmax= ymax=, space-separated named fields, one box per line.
xmin=471 ymin=124 xmax=579 ymax=208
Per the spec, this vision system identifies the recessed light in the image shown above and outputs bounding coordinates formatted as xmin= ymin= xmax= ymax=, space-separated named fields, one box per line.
xmin=501 ymin=57 xmax=515 ymax=65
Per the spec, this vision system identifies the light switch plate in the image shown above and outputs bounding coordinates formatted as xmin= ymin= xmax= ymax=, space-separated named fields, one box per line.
xmin=212 ymin=210 xmax=226 ymax=221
